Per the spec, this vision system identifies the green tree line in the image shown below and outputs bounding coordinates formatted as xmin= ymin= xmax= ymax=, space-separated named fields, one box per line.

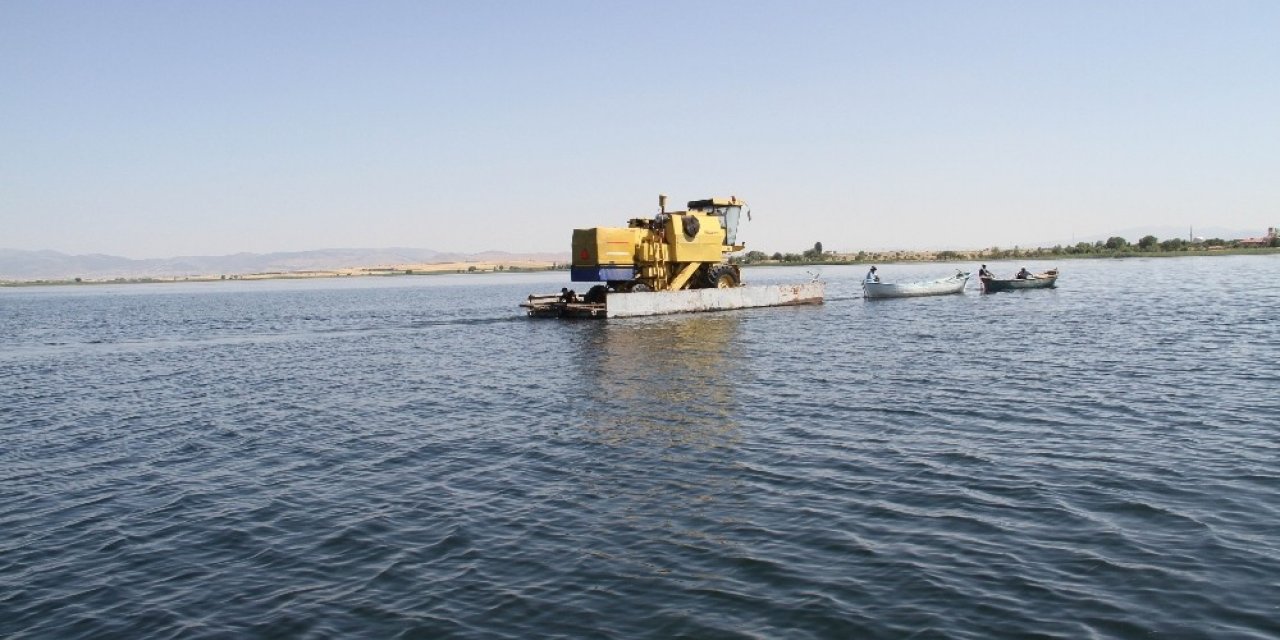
xmin=730 ymin=234 xmax=1279 ymax=265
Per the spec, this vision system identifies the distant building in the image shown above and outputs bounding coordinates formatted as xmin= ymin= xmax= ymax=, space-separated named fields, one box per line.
xmin=1237 ymin=227 xmax=1278 ymax=247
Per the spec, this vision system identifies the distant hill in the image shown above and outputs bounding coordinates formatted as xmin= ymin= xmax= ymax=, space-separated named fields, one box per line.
xmin=0 ymin=248 xmax=567 ymax=281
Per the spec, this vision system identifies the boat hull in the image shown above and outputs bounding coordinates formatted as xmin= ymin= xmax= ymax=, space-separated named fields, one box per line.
xmin=522 ymin=282 xmax=824 ymax=318
xmin=863 ymin=273 xmax=969 ymax=299
xmin=980 ymin=275 xmax=1058 ymax=292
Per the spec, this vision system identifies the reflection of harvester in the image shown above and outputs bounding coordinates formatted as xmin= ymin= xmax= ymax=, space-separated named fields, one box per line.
xmin=522 ymin=194 xmax=824 ymax=318
xmin=571 ymin=195 xmax=747 ymax=298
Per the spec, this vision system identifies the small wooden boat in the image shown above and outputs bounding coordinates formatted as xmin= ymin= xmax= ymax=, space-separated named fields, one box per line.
xmin=980 ymin=269 xmax=1058 ymax=293
xmin=863 ymin=271 xmax=970 ymax=299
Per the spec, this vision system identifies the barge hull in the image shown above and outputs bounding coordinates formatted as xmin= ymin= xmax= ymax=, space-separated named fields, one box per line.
xmin=523 ymin=282 xmax=824 ymax=318
xmin=606 ymin=282 xmax=823 ymax=317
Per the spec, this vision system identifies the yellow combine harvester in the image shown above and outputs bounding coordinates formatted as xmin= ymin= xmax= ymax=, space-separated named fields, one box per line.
xmin=523 ymin=194 xmax=824 ymax=318
xmin=570 ymin=195 xmax=746 ymax=297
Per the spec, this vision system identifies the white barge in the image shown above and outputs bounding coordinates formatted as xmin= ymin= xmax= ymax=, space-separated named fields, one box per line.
xmin=522 ymin=282 xmax=824 ymax=319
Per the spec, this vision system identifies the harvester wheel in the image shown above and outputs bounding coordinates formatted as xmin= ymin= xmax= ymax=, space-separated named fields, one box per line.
xmin=705 ymin=265 xmax=739 ymax=288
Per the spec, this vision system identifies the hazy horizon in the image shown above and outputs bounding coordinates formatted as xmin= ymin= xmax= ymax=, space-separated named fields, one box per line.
xmin=3 ymin=2 xmax=1277 ymax=259
xmin=2 ymin=219 xmax=1266 ymax=265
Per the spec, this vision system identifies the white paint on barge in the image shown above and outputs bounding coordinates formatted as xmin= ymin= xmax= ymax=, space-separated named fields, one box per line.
xmin=522 ymin=282 xmax=824 ymax=318
xmin=605 ymin=282 xmax=823 ymax=318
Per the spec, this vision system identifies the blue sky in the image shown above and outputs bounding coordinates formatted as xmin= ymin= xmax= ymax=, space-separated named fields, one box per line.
xmin=2 ymin=1 xmax=1277 ymax=258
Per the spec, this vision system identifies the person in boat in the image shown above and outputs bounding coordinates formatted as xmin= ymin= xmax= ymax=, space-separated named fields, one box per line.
xmin=1015 ymin=267 xmax=1033 ymax=279
xmin=979 ymin=264 xmax=994 ymax=279
xmin=865 ymin=266 xmax=880 ymax=283
xmin=559 ymin=287 xmax=578 ymax=303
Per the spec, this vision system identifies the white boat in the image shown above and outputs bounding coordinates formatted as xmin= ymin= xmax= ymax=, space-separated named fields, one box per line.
xmin=862 ymin=271 xmax=970 ymax=299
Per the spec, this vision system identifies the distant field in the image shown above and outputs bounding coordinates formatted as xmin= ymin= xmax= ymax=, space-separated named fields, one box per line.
xmin=0 ymin=259 xmax=564 ymax=286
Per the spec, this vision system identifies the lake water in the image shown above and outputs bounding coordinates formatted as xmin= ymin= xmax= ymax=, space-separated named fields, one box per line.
xmin=2 ymin=255 xmax=1278 ymax=638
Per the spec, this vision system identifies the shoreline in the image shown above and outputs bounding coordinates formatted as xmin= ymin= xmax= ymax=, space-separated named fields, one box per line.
xmin=3 ymin=247 xmax=1277 ymax=287
xmin=737 ymin=245 xmax=1280 ymax=268
xmin=0 ymin=260 xmax=563 ymax=288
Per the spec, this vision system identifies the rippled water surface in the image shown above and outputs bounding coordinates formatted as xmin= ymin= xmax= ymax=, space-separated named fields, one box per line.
xmin=3 ymin=256 xmax=1279 ymax=638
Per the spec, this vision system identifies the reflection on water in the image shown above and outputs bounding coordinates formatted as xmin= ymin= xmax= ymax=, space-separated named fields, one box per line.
xmin=572 ymin=314 xmax=745 ymax=448
xmin=560 ymin=314 xmax=755 ymax=596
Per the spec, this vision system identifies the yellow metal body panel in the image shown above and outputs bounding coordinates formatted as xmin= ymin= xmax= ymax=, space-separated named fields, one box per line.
xmin=665 ymin=213 xmax=729 ymax=264
xmin=572 ymin=227 xmax=642 ymax=267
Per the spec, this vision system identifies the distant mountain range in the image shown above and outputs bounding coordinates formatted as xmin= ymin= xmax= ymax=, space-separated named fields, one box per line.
xmin=0 ymin=247 xmax=567 ymax=281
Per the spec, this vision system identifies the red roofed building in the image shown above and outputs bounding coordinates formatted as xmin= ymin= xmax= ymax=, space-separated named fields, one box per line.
xmin=1238 ymin=227 xmax=1278 ymax=247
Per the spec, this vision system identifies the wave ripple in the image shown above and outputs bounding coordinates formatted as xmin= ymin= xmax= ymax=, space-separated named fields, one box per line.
xmin=2 ymin=259 xmax=1279 ymax=638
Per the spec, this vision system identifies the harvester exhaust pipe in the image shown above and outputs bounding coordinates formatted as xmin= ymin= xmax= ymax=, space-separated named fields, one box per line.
xmin=658 ymin=193 xmax=667 ymax=214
